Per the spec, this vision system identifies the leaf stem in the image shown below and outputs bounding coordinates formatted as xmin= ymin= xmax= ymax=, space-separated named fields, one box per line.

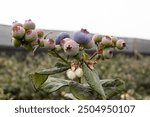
xmin=90 ymin=52 xmax=97 ymax=60
xmin=52 ymin=50 xmax=70 ymax=65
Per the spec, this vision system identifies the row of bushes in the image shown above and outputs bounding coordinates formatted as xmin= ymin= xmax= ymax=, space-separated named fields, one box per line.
xmin=0 ymin=52 xmax=150 ymax=99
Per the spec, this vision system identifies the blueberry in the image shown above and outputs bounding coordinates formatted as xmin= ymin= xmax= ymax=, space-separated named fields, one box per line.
xmin=55 ymin=32 xmax=70 ymax=45
xmin=23 ymin=19 xmax=36 ymax=30
xmin=73 ymin=29 xmax=91 ymax=45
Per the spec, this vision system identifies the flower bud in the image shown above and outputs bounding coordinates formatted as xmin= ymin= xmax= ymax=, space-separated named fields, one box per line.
xmin=25 ymin=30 xmax=38 ymax=42
xmin=12 ymin=21 xmax=23 ymax=29
xmin=73 ymin=29 xmax=91 ymax=45
xmin=11 ymin=37 xmax=21 ymax=47
xmin=56 ymin=32 xmax=70 ymax=45
xmin=75 ymin=67 xmax=83 ymax=77
xmin=92 ymin=34 xmax=102 ymax=43
xmin=43 ymin=38 xmax=55 ymax=50
xmin=101 ymin=36 xmax=113 ymax=47
xmin=116 ymin=39 xmax=126 ymax=49
xmin=35 ymin=29 xmax=44 ymax=38
xmin=23 ymin=19 xmax=36 ymax=30
xmin=66 ymin=69 xmax=76 ymax=80
xmin=12 ymin=26 xmax=25 ymax=39
xmin=63 ymin=40 xmax=79 ymax=56
xmin=102 ymin=48 xmax=113 ymax=59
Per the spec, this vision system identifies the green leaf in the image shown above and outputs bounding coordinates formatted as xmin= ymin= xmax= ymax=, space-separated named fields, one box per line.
xmin=101 ymin=79 xmax=125 ymax=99
xmin=40 ymin=76 xmax=70 ymax=93
xmin=69 ymin=81 xmax=97 ymax=100
xmin=63 ymin=93 xmax=78 ymax=100
xmin=29 ymin=67 xmax=69 ymax=89
xmin=29 ymin=73 xmax=48 ymax=89
xmin=82 ymin=63 xmax=106 ymax=99
xmin=37 ymin=67 xmax=69 ymax=75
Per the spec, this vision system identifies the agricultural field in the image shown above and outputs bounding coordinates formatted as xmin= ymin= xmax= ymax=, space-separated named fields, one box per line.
xmin=0 ymin=52 xmax=150 ymax=100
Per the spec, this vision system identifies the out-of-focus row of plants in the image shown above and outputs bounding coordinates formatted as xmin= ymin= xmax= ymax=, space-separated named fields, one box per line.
xmin=0 ymin=52 xmax=150 ymax=99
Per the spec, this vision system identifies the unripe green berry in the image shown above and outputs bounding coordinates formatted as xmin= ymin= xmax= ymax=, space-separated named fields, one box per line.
xmin=38 ymin=38 xmax=44 ymax=47
xmin=75 ymin=67 xmax=83 ymax=77
xmin=101 ymin=36 xmax=113 ymax=47
xmin=12 ymin=26 xmax=25 ymax=39
xmin=116 ymin=39 xmax=126 ymax=50
xmin=23 ymin=19 xmax=36 ymax=30
xmin=11 ymin=37 xmax=21 ymax=47
xmin=83 ymin=40 xmax=95 ymax=49
xmin=43 ymin=38 xmax=55 ymax=50
xmin=25 ymin=30 xmax=38 ymax=42
xmin=55 ymin=45 xmax=62 ymax=51
xmin=66 ymin=69 xmax=76 ymax=80
xmin=35 ymin=29 xmax=44 ymax=38
xmin=102 ymin=48 xmax=113 ymax=59
xmin=12 ymin=21 xmax=23 ymax=29
xmin=92 ymin=34 xmax=102 ymax=43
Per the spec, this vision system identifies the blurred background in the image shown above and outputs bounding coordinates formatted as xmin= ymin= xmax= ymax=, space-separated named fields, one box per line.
xmin=0 ymin=0 xmax=150 ymax=99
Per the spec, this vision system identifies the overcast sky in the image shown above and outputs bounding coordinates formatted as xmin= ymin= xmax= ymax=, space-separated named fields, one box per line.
xmin=0 ymin=0 xmax=150 ymax=40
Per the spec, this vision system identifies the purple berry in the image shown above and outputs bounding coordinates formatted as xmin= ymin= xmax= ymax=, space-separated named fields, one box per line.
xmin=23 ymin=19 xmax=36 ymax=30
xmin=25 ymin=30 xmax=38 ymax=42
xmin=12 ymin=26 xmax=25 ymax=39
xmin=73 ymin=29 xmax=91 ymax=45
xmin=63 ymin=40 xmax=79 ymax=56
xmin=55 ymin=32 xmax=70 ymax=45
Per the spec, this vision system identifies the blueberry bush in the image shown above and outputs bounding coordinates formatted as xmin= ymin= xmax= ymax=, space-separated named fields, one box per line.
xmin=2 ymin=20 xmax=132 ymax=99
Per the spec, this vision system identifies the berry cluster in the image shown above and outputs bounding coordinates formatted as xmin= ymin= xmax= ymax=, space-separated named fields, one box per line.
xmin=11 ymin=19 xmax=44 ymax=50
xmin=11 ymin=20 xmax=126 ymax=80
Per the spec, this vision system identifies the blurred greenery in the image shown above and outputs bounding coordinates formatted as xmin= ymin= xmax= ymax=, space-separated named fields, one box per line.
xmin=0 ymin=52 xmax=150 ymax=100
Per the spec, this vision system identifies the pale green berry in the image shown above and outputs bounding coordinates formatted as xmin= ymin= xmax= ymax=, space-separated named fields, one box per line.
xmin=102 ymin=48 xmax=113 ymax=59
xmin=116 ymin=39 xmax=126 ymax=50
xmin=92 ymin=34 xmax=102 ymax=43
xmin=12 ymin=21 xmax=23 ymax=29
xmin=38 ymin=38 xmax=44 ymax=47
xmin=63 ymin=40 xmax=79 ymax=56
xmin=66 ymin=69 xmax=76 ymax=80
xmin=35 ymin=29 xmax=44 ymax=38
xmin=75 ymin=67 xmax=83 ymax=77
xmin=43 ymin=38 xmax=55 ymax=50
xmin=60 ymin=38 xmax=72 ymax=46
xmin=111 ymin=36 xmax=118 ymax=46
xmin=101 ymin=36 xmax=113 ymax=47
xmin=12 ymin=26 xmax=25 ymax=39
xmin=25 ymin=30 xmax=38 ymax=42
xmin=23 ymin=19 xmax=35 ymax=30
xmin=55 ymin=45 xmax=62 ymax=51
xmin=11 ymin=37 xmax=21 ymax=47
xmin=83 ymin=40 xmax=95 ymax=49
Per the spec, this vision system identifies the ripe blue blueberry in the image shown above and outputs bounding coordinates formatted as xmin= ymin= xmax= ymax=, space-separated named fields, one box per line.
xmin=55 ymin=32 xmax=70 ymax=45
xmin=73 ymin=29 xmax=91 ymax=45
